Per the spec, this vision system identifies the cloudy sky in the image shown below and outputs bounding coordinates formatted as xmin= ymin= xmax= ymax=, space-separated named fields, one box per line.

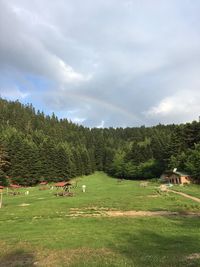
xmin=1 ymin=0 xmax=200 ymax=127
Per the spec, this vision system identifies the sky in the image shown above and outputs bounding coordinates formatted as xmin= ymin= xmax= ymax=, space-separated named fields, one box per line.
xmin=1 ymin=0 xmax=200 ymax=128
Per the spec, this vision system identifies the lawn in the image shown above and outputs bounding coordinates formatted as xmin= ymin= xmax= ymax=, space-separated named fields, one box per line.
xmin=0 ymin=172 xmax=200 ymax=267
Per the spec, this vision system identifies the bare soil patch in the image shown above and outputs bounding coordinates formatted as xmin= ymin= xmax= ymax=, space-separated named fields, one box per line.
xmin=186 ymin=253 xmax=200 ymax=260
xmin=137 ymin=194 xmax=159 ymax=198
xmin=68 ymin=207 xmax=200 ymax=218
xmin=106 ymin=210 xmax=200 ymax=217
xmin=18 ymin=203 xmax=30 ymax=207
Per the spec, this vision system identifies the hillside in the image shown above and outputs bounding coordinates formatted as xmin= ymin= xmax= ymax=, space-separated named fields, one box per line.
xmin=0 ymin=98 xmax=200 ymax=185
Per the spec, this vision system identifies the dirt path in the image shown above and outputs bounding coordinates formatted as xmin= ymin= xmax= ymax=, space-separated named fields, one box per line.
xmin=69 ymin=208 xmax=200 ymax=217
xmin=106 ymin=210 xmax=200 ymax=217
xmin=168 ymin=189 xmax=200 ymax=203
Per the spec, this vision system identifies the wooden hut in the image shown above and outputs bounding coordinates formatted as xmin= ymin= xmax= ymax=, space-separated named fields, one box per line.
xmin=10 ymin=184 xmax=21 ymax=189
xmin=161 ymin=171 xmax=191 ymax=185
xmin=40 ymin=181 xmax=48 ymax=185
xmin=39 ymin=181 xmax=48 ymax=190
xmin=54 ymin=181 xmax=72 ymax=191
xmin=9 ymin=184 xmax=21 ymax=195
xmin=0 ymin=186 xmax=4 ymax=191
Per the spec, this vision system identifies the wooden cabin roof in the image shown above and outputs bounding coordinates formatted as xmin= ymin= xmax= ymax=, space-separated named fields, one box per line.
xmin=163 ymin=170 xmax=190 ymax=177
xmin=40 ymin=181 xmax=48 ymax=185
xmin=54 ymin=182 xmax=71 ymax=187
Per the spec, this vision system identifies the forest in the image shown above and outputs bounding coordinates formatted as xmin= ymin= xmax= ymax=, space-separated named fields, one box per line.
xmin=0 ymin=98 xmax=200 ymax=186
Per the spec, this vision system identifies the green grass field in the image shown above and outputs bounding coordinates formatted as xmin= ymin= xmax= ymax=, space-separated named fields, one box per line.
xmin=0 ymin=172 xmax=200 ymax=267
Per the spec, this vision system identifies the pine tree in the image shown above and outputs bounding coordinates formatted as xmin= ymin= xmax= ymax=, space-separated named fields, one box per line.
xmin=0 ymin=144 xmax=10 ymax=186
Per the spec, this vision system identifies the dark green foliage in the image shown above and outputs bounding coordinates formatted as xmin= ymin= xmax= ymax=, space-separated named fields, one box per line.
xmin=0 ymin=99 xmax=94 ymax=185
xmin=0 ymin=169 xmax=9 ymax=186
xmin=0 ymin=142 xmax=10 ymax=186
xmin=0 ymin=98 xmax=200 ymax=183
xmin=185 ymin=145 xmax=200 ymax=182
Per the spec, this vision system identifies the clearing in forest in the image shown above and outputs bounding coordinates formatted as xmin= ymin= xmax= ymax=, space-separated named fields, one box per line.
xmin=0 ymin=172 xmax=200 ymax=267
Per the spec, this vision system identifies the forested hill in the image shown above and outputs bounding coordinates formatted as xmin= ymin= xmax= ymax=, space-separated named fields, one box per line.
xmin=0 ymin=98 xmax=200 ymax=185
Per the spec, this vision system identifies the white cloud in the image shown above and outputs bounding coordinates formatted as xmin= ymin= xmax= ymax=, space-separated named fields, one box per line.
xmin=97 ymin=120 xmax=105 ymax=128
xmin=1 ymin=0 xmax=200 ymax=126
xmin=145 ymin=90 xmax=200 ymax=123
xmin=58 ymin=59 xmax=91 ymax=83
xmin=0 ymin=1 xmax=91 ymax=86
xmin=0 ymin=87 xmax=29 ymax=100
xmin=72 ymin=117 xmax=86 ymax=124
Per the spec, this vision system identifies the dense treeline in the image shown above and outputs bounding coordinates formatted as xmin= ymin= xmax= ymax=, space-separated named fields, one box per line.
xmin=0 ymin=98 xmax=200 ymax=185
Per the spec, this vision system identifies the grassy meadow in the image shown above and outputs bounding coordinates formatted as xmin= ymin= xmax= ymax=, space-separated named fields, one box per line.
xmin=0 ymin=172 xmax=200 ymax=267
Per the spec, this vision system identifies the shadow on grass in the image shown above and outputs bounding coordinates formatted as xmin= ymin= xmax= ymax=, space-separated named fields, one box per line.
xmin=112 ymin=218 xmax=200 ymax=267
xmin=0 ymin=249 xmax=35 ymax=267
